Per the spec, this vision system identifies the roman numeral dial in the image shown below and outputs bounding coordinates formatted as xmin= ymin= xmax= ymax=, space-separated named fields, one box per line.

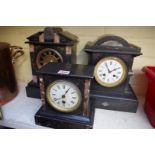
xmin=46 ymin=80 xmax=82 ymax=112
xmin=94 ymin=57 xmax=127 ymax=87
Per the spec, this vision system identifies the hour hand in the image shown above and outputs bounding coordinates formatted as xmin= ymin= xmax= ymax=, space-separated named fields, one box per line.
xmin=105 ymin=62 xmax=110 ymax=73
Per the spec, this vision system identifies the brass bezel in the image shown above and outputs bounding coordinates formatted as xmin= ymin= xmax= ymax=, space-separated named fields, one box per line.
xmin=46 ymin=80 xmax=82 ymax=113
xmin=36 ymin=48 xmax=63 ymax=69
xmin=94 ymin=56 xmax=127 ymax=87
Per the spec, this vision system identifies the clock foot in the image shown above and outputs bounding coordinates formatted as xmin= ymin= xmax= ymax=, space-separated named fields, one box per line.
xmin=25 ymin=80 xmax=41 ymax=99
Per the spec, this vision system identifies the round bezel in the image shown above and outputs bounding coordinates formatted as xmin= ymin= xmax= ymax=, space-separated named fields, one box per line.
xmin=46 ymin=80 xmax=82 ymax=112
xmin=94 ymin=56 xmax=127 ymax=87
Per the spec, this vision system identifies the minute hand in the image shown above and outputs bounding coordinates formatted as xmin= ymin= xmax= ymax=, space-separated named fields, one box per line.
xmin=110 ymin=67 xmax=120 ymax=73
xmin=62 ymin=87 xmax=71 ymax=98
xmin=64 ymin=87 xmax=70 ymax=95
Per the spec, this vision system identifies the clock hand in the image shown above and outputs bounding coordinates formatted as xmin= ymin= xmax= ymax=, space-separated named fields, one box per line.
xmin=110 ymin=67 xmax=120 ymax=73
xmin=62 ymin=87 xmax=71 ymax=98
xmin=64 ymin=87 xmax=71 ymax=95
xmin=105 ymin=62 xmax=110 ymax=73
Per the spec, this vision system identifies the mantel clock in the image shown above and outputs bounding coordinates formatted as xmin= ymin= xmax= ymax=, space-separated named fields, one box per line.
xmin=35 ymin=63 xmax=95 ymax=129
xmin=84 ymin=35 xmax=142 ymax=112
xmin=25 ymin=27 xmax=78 ymax=99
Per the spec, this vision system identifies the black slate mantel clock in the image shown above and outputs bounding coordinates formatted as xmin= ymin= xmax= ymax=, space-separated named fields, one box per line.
xmin=84 ymin=35 xmax=142 ymax=113
xmin=25 ymin=27 xmax=78 ymax=99
xmin=35 ymin=63 xmax=95 ymax=129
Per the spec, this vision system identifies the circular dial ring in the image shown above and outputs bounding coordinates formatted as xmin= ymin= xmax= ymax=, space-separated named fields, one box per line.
xmin=36 ymin=48 xmax=63 ymax=69
xmin=94 ymin=56 xmax=127 ymax=87
xmin=46 ymin=80 xmax=82 ymax=112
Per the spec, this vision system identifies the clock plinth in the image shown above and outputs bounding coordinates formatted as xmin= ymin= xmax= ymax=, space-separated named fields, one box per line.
xmin=84 ymin=35 xmax=142 ymax=113
xmin=35 ymin=101 xmax=95 ymax=129
xmin=92 ymin=85 xmax=138 ymax=112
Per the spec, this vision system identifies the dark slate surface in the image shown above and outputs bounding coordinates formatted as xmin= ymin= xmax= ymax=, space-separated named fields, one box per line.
xmin=37 ymin=63 xmax=94 ymax=79
xmin=84 ymin=44 xmax=142 ymax=56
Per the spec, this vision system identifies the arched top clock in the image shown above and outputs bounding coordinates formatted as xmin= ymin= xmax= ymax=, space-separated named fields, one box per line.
xmin=84 ymin=35 xmax=142 ymax=88
xmin=84 ymin=35 xmax=142 ymax=112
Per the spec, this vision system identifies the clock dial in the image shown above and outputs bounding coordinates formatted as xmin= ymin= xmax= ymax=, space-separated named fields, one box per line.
xmin=36 ymin=48 xmax=63 ymax=69
xmin=94 ymin=57 xmax=127 ymax=87
xmin=46 ymin=80 xmax=82 ymax=112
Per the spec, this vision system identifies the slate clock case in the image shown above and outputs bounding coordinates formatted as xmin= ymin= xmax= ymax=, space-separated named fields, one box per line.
xmin=84 ymin=35 xmax=142 ymax=112
xmin=25 ymin=27 xmax=78 ymax=99
xmin=0 ymin=107 xmax=2 ymax=120
xmin=35 ymin=63 xmax=95 ymax=129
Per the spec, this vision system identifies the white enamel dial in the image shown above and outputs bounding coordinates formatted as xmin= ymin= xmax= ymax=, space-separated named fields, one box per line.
xmin=94 ymin=57 xmax=127 ymax=87
xmin=46 ymin=80 xmax=81 ymax=112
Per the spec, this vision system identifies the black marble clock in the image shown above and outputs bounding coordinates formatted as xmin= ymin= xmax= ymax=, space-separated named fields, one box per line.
xmin=25 ymin=27 xmax=78 ymax=99
xmin=84 ymin=35 xmax=142 ymax=112
xmin=35 ymin=63 xmax=95 ymax=129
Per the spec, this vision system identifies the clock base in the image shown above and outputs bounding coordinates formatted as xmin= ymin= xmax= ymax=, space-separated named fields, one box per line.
xmin=25 ymin=80 xmax=41 ymax=99
xmin=35 ymin=102 xmax=95 ymax=129
xmin=91 ymin=85 xmax=138 ymax=113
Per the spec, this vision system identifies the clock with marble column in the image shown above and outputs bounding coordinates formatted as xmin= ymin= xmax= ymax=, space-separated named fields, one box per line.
xmin=25 ymin=27 xmax=78 ymax=99
xmin=35 ymin=63 xmax=95 ymax=129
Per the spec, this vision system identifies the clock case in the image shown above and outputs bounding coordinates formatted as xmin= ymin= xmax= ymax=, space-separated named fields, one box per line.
xmin=0 ymin=106 xmax=2 ymax=120
xmin=25 ymin=27 xmax=78 ymax=99
xmin=35 ymin=63 xmax=95 ymax=129
xmin=84 ymin=35 xmax=142 ymax=113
